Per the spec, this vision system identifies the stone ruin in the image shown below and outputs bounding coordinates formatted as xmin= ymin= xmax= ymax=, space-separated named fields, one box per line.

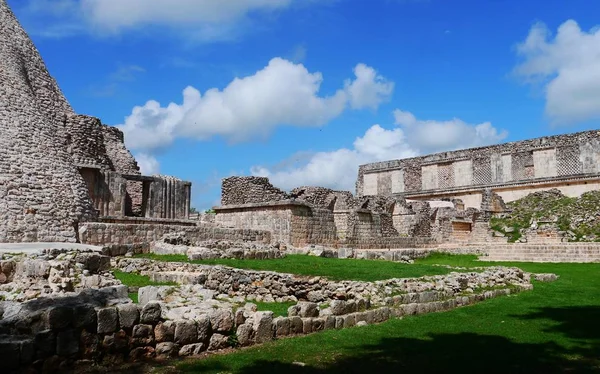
xmin=0 ymin=1 xmax=571 ymax=372
xmin=214 ymin=176 xmax=506 ymax=250
xmin=0 ymin=0 xmax=191 ymax=244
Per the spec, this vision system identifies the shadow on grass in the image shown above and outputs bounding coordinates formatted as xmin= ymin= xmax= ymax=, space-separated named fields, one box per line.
xmin=180 ymin=306 xmax=600 ymax=374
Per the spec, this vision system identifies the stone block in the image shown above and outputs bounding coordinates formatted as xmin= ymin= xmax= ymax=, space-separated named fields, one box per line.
xmin=208 ymin=333 xmax=229 ymax=351
xmin=0 ymin=339 xmax=21 ymax=372
xmin=132 ymin=324 xmax=154 ymax=346
xmin=253 ymin=311 xmax=274 ymax=343
xmin=156 ymin=342 xmax=179 ymax=358
xmin=343 ymin=314 xmax=356 ymax=328
xmin=302 ymin=318 xmax=313 ymax=334
xmin=117 ymin=304 xmax=140 ymax=329
xmin=102 ymin=330 xmax=129 ymax=353
xmin=298 ymin=302 xmax=319 ymax=318
xmin=209 ymin=309 xmax=234 ymax=333
xmin=129 ymin=346 xmax=155 ymax=361
xmin=174 ymin=320 xmax=197 ymax=345
xmin=73 ymin=305 xmax=97 ymax=332
xmin=47 ymin=306 xmax=73 ymax=331
xmin=289 ymin=316 xmax=303 ymax=334
xmin=324 ymin=316 xmax=336 ymax=330
xmin=196 ymin=315 xmax=211 ymax=343
xmin=155 ymin=321 xmax=175 ymax=343
xmin=311 ymin=318 xmax=325 ymax=332
xmin=273 ymin=317 xmax=290 ymax=337
xmin=329 ymin=300 xmax=347 ymax=316
xmin=56 ymin=329 xmax=79 ymax=357
xmin=236 ymin=323 xmax=254 ymax=347
xmin=140 ymin=302 xmax=162 ymax=325
xmin=97 ymin=307 xmax=119 ymax=334
xmin=179 ymin=343 xmax=205 ymax=357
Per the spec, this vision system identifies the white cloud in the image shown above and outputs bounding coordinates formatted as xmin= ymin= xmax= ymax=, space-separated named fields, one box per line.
xmin=135 ymin=153 xmax=160 ymax=175
xmin=117 ymin=58 xmax=393 ymax=152
xmin=252 ymin=110 xmax=507 ymax=191
xmin=17 ymin=0 xmax=307 ymax=41
xmin=393 ymin=109 xmax=507 ymax=153
xmin=514 ymin=20 xmax=600 ymax=124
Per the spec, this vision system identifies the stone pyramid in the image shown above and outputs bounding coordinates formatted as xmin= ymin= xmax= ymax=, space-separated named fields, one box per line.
xmin=0 ymin=0 xmax=141 ymax=242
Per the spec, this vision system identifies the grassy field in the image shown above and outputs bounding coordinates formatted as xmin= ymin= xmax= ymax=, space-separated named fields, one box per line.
xmin=134 ymin=253 xmax=453 ymax=281
xmin=148 ymin=254 xmax=600 ymax=374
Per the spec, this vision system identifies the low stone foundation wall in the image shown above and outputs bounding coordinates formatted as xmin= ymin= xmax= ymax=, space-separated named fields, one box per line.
xmin=437 ymin=243 xmax=600 ymax=262
xmin=0 ymin=250 xmax=544 ymax=373
xmin=79 ymin=223 xmax=272 ymax=248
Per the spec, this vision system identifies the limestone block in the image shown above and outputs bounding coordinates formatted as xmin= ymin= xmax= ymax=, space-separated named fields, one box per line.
xmin=178 ymin=343 xmax=205 ymax=357
xmin=174 ymin=320 xmax=197 ymax=345
xmin=208 ymin=333 xmax=229 ymax=351
xmin=131 ymin=324 xmax=155 ymax=346
xmin=196 ymin=315 xmax=211 ymax=343
xmin=297 ymin=302 xmax=319 ymax=318
xmin=155 ymin=342 xmax=179 ymax=358
xmin=236 ymin=323 xmax=254 ymax=347
xmin=47 ymin=306 xmax=73 ymax=331
xmin=140 ymin=302 xmax=162 ymax=325
xmin=273 ymin=317 xmax=290 ymax=337
xmin=97 ymin=307 xmax=118 ymax=334
xmin=209 ymin=309 xmax=234 ymax=333
xmin=154 ymin=321 xmax=175 ymax=343
xmin=252 ymin=311 xmax=274 ymax=343
xmin=117 ymin=304 xmax=139 ymax=329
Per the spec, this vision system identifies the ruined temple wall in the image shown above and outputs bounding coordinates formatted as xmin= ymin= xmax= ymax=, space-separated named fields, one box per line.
xmin=0 ymin=0 xmax=95 ymax=242
xmin=357 ymin=130 xmax=600 ymax=204
xmin=101 ymin=126 xmax=144 ymax=216
xmin=215 ymin=205 xmax=294 ymax=243
xmin=221 ymin=177 xmax=290 ymax=206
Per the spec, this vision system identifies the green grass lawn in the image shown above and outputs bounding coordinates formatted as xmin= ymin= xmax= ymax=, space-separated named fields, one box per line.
xmin=134 ymin=253 xmax=452 ymax=282
xmin=158 ymin=255 xmax=600 ymax=374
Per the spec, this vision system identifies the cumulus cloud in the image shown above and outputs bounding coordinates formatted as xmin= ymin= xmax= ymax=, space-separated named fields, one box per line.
xmin=514 ymin=20 xmax=600 ymax=124
xmin=18 ymin=0 xmax=308 ymax=40
xmin=117 ymin=58 xmax=394 ymax=152
xmin=252 ymin=110 xmax=507 ymax=191
xmin=392 ymin=109 xmax=507 ymax=153
xmin=135 ymin=153 xmax=160 ymax=175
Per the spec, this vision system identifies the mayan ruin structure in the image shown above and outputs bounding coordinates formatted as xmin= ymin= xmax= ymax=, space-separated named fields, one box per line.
xmin=356 ymin=131 xmax=600 ymax=208
xmin=0 ymin=0 xmax=191 ymax=244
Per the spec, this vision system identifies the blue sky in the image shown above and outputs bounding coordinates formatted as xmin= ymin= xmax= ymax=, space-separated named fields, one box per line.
xmin=9 ymin=0 xmax=600 ymax=210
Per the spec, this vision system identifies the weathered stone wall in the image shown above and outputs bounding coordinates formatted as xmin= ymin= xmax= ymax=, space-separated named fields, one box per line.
xmin=0 ymin=1 xmax=96 ymax=242
xmin=79 ymin=223 xmax=271 ymax=247
xmin=358 ymin=130 xmax=600 ymax=208
xmin=101 ymin=126 xmax=144 ymax=216
xmin=146 ymin=176 xmax=191 ymax=220
xmin=221 ymin=177 xmax=289 ymax=206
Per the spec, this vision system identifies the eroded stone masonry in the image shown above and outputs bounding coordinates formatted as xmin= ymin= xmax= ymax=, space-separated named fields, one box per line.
xmin=0 ymin=0 xmax=587 ymax=372
xmin=357 ymin=130 xmax=600 ymax=208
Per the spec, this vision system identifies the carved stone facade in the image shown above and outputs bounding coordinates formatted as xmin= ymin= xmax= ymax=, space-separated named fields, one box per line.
xmin=357 ymin=130 xmax=600 ymax=209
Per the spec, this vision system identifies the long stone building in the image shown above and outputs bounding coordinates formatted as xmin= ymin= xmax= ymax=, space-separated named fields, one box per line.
xmin=356 ymin=130 xmax=600 ymax=208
